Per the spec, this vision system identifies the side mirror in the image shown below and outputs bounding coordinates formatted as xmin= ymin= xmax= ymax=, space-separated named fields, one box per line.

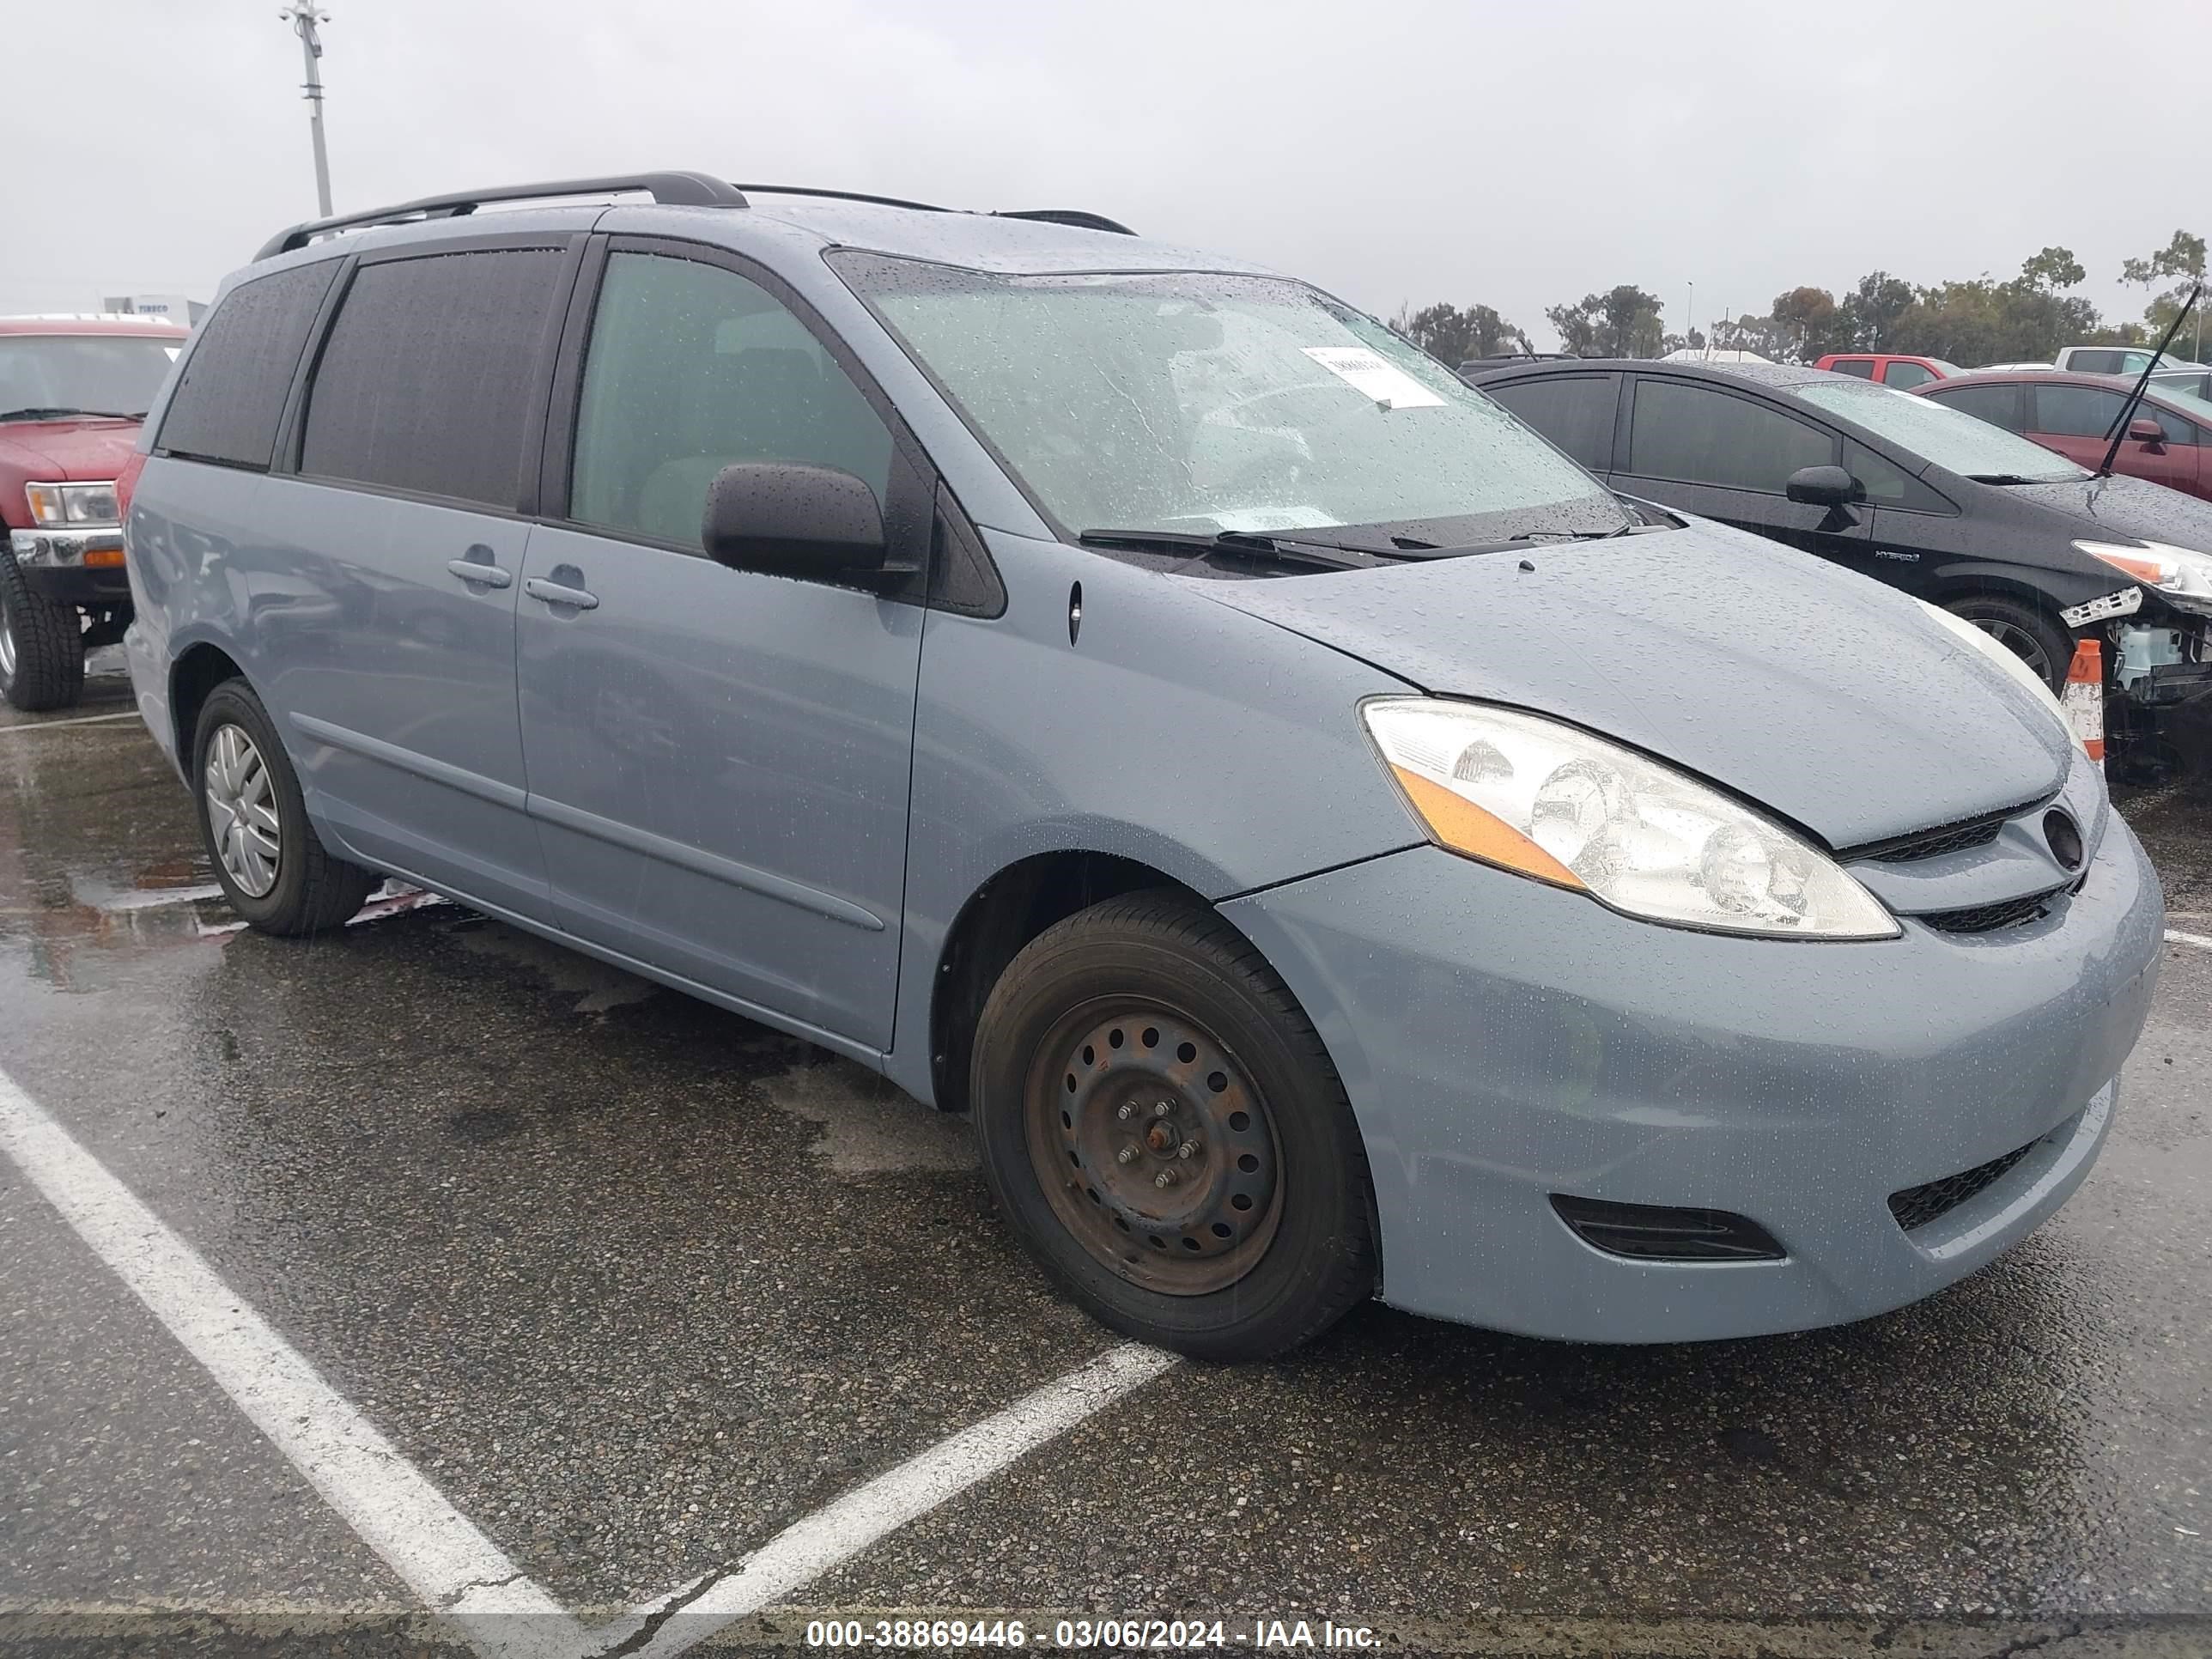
xmin=2127 ymin=416 xmax=2165 ymax=445
xmin=1784 ymin=464 xmax=1863 ymax=507
xmin=702 ymin=462 xmax=886 ymax=579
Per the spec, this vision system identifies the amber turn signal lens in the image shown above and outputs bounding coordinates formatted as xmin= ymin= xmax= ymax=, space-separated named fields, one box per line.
xmin=1389 ymin=764 xmax=1584 ymax=890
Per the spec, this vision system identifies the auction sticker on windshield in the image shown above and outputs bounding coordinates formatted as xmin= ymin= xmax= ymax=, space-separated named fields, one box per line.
xmin=1299 ymin=345 xmax=1446 ymax=410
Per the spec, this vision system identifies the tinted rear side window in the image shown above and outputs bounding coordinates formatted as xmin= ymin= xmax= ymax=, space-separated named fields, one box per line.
xmin=2066 ymin=349 xmax=2126 ymax=375
xmin=1925 ymin=383 xmax=2026 ymax=432
xmin=156 ymin=261 xmax=339 ymax=469
xmin=1625 ymin=380 xmax=1835 ymax=492
xmin=1484 ymin=374 xmax=1618 ymax=471
xmin=1830 ymin=358 xmax=1875 ymax=379
xmin=301 ymin=248 xmax=566 ymax=509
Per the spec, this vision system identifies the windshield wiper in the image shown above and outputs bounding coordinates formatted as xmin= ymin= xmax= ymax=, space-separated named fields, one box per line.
xmin=1079 ymin=528 xmax=1377 ymax=572
xmin=1962 ymin=473 xmax=2057 ymax=485
xmin=1509 ymin=524 xmax=1640 ymax=541
xmin=0 ymin=406 xmax=141 ymax=422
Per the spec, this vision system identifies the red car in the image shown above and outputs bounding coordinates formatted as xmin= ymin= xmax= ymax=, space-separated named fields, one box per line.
xmin=1813 ymin=352 xmax=1959 ymax=390
xmin=1913 ymin=368 xmax=2212 ymax=502
xmin=0 ymin=314 xmax=190 ymax=709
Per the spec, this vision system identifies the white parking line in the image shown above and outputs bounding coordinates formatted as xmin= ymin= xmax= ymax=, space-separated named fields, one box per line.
xmin=0 ymin=709 xmax=142 ymax=732
xmin=91 ymin=884 xmax=226 ymax=913
xmin=0 ymin=1063 xmax=585 ymax=1659
xmin=629 ymin=1342 xmax=1176 ymax=1657
xmin=2167 ymin=927 xmax=2212 ymax=952
xmin=0 ymin=1057 xmax=1178 ymax=1658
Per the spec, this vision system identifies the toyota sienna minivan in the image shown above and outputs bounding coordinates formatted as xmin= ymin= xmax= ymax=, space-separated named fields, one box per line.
xmin=122 ymin=173 xmax=2163 ymax=1359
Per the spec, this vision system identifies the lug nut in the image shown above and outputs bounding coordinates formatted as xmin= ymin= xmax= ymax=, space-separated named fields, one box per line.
xmin=1178 ymin=1139 xmax=1200 ymax=1159
xmin=1155 ymin=1169 xmax=1178 ymax=1189
xmin=1116 ymin=1103 xmax=1136 ymax=1121
xmin=1116 ymin=1144 xmax=1139 ymax=1164
xmin=1153 ymin=1100 xmax=1175 ymax=1118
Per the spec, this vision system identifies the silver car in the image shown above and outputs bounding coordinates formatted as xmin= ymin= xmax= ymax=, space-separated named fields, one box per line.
xmin=120 ymin=173 xmax=2162 ymax=1359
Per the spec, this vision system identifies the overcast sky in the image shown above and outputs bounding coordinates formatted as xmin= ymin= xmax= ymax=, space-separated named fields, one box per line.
xmin=7 ymin=0 xmax=2204 ymax=349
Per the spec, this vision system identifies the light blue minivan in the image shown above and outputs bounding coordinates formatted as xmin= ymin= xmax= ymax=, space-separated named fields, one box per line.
xmin=123 ymin=173 xmax=2162 ymax=1358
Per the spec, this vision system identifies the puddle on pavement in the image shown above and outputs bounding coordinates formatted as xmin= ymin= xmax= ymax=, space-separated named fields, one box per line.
xmin=449 ymin=917 xmax=659 ymax=1016
xmin=759 ymin=1055 xmax=975 ymax=1176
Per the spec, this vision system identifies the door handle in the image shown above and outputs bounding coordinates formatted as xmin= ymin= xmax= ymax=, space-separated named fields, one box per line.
xmin=524 ymin=576 xmax=599 ymax=611
xmin=447 ymin=553 xmax=513 ymax=588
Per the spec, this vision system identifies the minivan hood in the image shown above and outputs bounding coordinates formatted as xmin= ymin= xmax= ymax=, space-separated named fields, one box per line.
xmin=1995 ymin=470 xmax=2212 ymax=550
xmin=1196 ymin=523 xmax=2070 ymax=849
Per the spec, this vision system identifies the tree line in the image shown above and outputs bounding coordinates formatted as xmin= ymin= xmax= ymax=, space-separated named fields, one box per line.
xmin=1389 ymin=229 xmax=2207 ymax=368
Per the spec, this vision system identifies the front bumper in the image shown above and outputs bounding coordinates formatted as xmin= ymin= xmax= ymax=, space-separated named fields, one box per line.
xmin=8 ymin=526 xmax=131 ymax=605
xmin=2112 ymin=608 xmax=2212 ymax=711
xmin=1221 ymin=813 xmax=2163 ymax=1343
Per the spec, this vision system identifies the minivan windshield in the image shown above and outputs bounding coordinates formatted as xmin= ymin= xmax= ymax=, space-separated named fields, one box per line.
xmin=1790 ymin=378 xmax=2089 ymax=483
xmin=830 ymin=253 xmax=1631 ymax=549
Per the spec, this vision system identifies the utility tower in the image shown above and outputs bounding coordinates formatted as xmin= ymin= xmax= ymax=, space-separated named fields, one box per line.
xmin=281 ymin=3 xmax=334 ymax=218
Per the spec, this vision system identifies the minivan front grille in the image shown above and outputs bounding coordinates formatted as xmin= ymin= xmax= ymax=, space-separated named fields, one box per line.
xmin=1887 ymin=1139 xmax=2040 ymax=1232
xmin=1847 ymin=808 xmax=2014 ymax=865
xmin=1920 ymin=891 xmax=2061 ymax=933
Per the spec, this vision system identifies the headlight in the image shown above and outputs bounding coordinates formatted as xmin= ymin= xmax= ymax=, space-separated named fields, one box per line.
xmin=1361 ymin=699 xmax=1899 ymax=939
xmin=2075 ymin=539 xmax=2212 ymax=616
xmin=1911 ymin=598 xmax=2079 ymax=752
xmin=23 ymin=481 xmax=120 ymax=528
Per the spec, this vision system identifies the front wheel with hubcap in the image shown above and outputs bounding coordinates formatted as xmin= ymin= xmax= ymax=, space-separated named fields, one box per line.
xmin=192 ymin=681 xmax=379 ymax=935
xmin=971 ymin=890 xmax=1374 ymax=1361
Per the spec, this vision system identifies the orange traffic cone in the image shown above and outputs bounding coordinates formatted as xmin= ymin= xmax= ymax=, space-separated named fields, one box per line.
xmin=2062 ymin=638 xmax=2105 ymax=765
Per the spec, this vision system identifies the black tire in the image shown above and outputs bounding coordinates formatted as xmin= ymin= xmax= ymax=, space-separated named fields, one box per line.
xmin=192 ymin=680 xmax=378 ymax=935
xmin=0 ymin=544 xmax=87 ymax=711
xmin=1942 ymin=594 xmax=2073 ymax=692
xmin=971 ymin=890 xmax=1375 ymax=1361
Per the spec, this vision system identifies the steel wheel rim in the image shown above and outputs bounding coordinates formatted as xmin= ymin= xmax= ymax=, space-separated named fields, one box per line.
xmin=204 ymin=723 xmax=281 ymax=897
xmin=1966 ymin=616 xmax=2051 ymax=683
xmin=1024 ymin=998 xmax=1284 ymax=1297
xmin=0 ymin=594 xmax=15 ymax=680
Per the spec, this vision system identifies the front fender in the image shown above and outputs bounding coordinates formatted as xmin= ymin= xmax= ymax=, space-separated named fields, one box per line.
xmin=884 ymin=530 xmax=1425 ymax=1100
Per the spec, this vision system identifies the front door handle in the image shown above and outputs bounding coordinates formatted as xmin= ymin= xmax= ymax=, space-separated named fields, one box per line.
xmin=524 ymin=576 xmax=599 ymax=611
xmin=447 ymin=552 xmax=512 ymax=588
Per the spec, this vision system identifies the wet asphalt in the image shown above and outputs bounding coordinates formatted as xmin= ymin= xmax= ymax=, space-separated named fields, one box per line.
xmin=0 ymin=664 xmax=2207 ymax=1659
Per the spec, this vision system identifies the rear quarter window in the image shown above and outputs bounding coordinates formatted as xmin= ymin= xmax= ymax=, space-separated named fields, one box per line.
xmin=300 ymin=247 xmax=567 ymax=510
xmin=155 ymin=261 xmax=340 ymax=469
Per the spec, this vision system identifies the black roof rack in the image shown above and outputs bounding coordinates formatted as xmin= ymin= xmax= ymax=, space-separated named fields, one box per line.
xmin=253 ymin=171 xmax=749 ymax=261
xmin=732 ymin=184 xmax=952 ymax=214
xmin=736 ymin=188 xmax=1133 ymax=234
xmin=994 ymin=209 xmax=1136 ymax=236
xmin=254 ymin=173 xmax=1137 ymax=262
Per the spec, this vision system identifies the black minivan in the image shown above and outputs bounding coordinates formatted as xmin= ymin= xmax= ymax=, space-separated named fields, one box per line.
xmin=1472 ymin=359 xmax=2212 ymax=743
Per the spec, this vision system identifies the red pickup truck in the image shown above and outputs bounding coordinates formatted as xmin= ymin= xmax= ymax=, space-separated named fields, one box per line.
xmin=0 ymin=314 xmax=190 ymax=709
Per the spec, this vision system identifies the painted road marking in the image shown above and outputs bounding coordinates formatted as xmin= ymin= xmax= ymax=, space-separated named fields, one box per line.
xmin=0 ymin=1062 xmax=586 ymax=1659
xmin=2167 ymin=928 xmax=2212 ymax=952
xmin=0 ymin=709 xmax=142 ymax=732
xmin=0 ymin=1057 xmax=1177 ymax=1658
xmin=91 ymin=883 xmax=226 ymax=913
xmin=629 ymin=1343 xmax=1177 ymax=1656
